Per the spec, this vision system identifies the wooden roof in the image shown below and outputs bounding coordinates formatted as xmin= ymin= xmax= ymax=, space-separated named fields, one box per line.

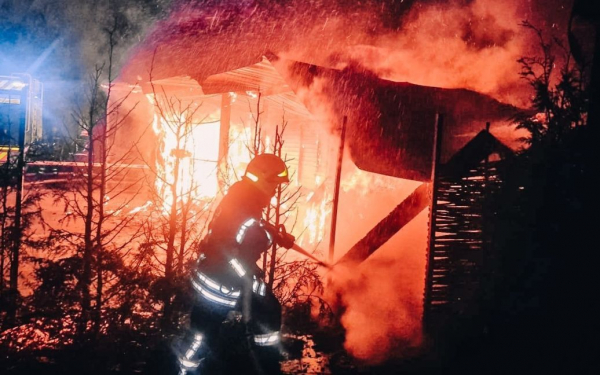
xmin=200 ymin=57 xmax=291 ymax=96
xmin=441 ymin=129 xmax=515 ymax=177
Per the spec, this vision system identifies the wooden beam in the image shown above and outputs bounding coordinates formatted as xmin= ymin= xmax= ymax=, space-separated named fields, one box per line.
xmin=217 ymin=93 xmax=231 ymax=191
xmin=336 ymin=182 xmax=431 ymax=265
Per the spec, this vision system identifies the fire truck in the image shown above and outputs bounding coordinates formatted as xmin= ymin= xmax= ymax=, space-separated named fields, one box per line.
xmin=0 ymin=74 xmax=43 ymax=164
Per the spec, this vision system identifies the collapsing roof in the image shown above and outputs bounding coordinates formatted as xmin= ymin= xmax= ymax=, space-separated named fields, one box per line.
xmin=271 ymin=56 xmax=521 ymax=181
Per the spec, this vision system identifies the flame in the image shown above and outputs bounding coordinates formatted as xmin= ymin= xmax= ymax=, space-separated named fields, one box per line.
xmin=151 ymin=112 xmax=220 ymax=212
xmin=224 ymin=124 xmax=254 ymax=185
xmin=302 ymin=198 xmax=330 ymax=246
xmin=341 ymin=163 xmax=400 ymax=195
xmin=147 ymin=94 xmax=338 ymax=251
xmin=149 ymin=99 xmax=262 ymax=212
xmin=301 ymin=175 xmax=331 ymax=246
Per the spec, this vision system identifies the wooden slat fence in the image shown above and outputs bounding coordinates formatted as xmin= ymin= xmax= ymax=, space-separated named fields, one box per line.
xmin=424 ymin=158 xmax=504 ymax=333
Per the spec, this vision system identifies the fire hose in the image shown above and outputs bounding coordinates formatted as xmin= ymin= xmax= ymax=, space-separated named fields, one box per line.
xmin=264 ymin=222 xmax=333 ymax=269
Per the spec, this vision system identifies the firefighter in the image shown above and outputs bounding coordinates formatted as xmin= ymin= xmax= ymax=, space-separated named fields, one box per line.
xmin=174 ymin=153 xmax=295 ymax=375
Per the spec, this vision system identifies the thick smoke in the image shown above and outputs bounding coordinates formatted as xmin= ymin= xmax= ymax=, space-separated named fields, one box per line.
xmin=331 ymin=218 xmax=428 ymax=362
xmin=271 ymin=60 xmax=427 ymax=361
xmin=337 ymin=0 xmax=529 ymax=106
xmin=276 ymin=0 xmax=573 ymax=108
xmin=328 ymin=160 xmax=426 ymax=363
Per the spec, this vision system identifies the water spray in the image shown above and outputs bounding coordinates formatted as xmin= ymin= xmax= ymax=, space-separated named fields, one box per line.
xmin=290 ymin=243 xmax=333 ymax=269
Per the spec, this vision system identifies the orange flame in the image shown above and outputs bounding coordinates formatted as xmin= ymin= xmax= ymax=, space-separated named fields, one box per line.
xmin=151 ymin=110 xmax=220 ymax=212
xmin=146 ymin=94 xmax=340 ymax=252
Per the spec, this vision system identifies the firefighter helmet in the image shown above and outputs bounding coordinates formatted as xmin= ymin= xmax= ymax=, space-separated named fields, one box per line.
xmin=244 ymin=154 xmax=289 ymax=194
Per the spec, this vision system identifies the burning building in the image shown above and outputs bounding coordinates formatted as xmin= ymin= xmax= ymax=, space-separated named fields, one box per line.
xmin=114 ymin=1 xmax=523 ymax=363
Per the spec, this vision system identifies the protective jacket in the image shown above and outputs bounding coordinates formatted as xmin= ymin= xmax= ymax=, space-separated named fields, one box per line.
xmin=175 ymin=179 xmax=282 ymax=374
xmin=194 ymin=179 xmax=273 ymax=295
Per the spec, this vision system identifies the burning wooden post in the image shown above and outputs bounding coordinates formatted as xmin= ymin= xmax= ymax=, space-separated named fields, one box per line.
xmin=328 ymin=116 xmax=347 ymax=263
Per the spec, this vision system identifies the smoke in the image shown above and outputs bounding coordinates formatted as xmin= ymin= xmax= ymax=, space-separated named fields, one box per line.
xmin=55 ymin=0 xmax=172 ymax=80
xmin=127 ymin=0 xmax=573 ymax=109
xmin=1 ymin=0 xmax=172 ymax=80
xmin=323 ymin=156 xmax=426 ymax=363
xmin=267 ymin=1 xmax=541 ymax=359
xmin=330 ymin=213 xmax=427 ymax=362
xmin=337 ymin=0 xmax=529 ymax=106
xmin=274 ymin=0 xmax=573 ymax=108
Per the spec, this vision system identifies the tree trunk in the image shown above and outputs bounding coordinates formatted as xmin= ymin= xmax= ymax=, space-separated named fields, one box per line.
xmin=162 ymin=125 xmax=182 ymax=328
xmin=94 ymin=120 xmax=108 ymax=336
xmin=0 ymin=163 xmax=10 ymax=302
xmin=7 ymin=94 xmax=27 ymax=325
xmin=79 ymin=79 xmax=99 ymax=340
xmin=177 ymin=198 xmax=189 ymax=275
xmin=587 ymin=25 xmax=600 ymax=131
